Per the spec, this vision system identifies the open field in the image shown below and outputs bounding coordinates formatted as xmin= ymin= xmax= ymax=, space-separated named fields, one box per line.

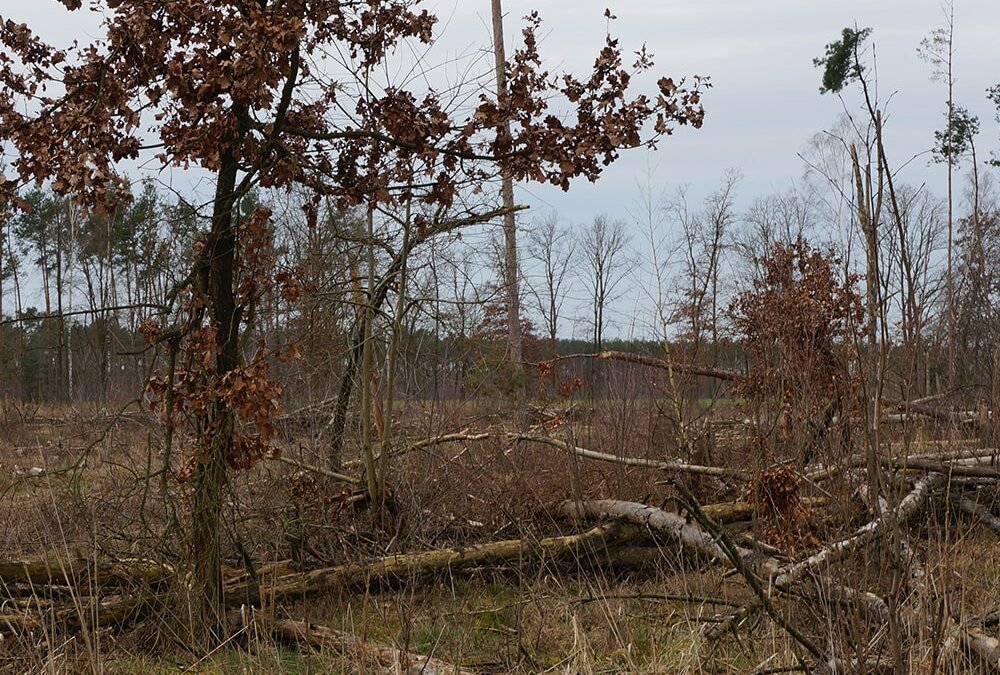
xmin=2 ymin=394 xmax=998 ymax=674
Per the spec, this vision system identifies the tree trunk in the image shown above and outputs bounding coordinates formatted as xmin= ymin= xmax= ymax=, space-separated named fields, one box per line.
xmin=491 ymin=0 xmax=524 ymax=399
xmin=190 ymin=144 xmax=242 ymax=647
xmin=993 ymin=343 xmax=1000 ymax=447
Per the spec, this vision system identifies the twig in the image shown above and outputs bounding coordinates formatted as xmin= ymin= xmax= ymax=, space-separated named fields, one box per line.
xmin=272 ymin=454 xmax=361 ymax=484
xmin=574 ymin=592 xmax=742 ymax=608
xmin=508 ymin=433 xmax=748 ymax=480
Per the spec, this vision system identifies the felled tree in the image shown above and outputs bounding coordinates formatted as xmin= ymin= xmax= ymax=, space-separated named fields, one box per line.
xmin=729 ymin=238 xmax=863 ymax=466
xmin=0 ymin=1 xmax=706 ymax=646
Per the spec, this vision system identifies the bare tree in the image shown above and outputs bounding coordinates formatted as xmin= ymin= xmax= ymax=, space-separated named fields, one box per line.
xmin=667 ymin=171 xmax=740 ymax=358
xmin=918 ymin=0 xmax=969 ymax=387
xmin=578 ymin=215 xmax=631 ymax=353
xmin=525 ymin=212 xmax=575 ymax=355
xmin=736 ymin=186 xmax=814 ymax=283
xmin=954 ymin=172 xmax=1000 ymax=391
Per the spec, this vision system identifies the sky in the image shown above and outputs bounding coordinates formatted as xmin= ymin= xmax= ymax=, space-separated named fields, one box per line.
xmin=3 ymin=0 xmax=1000 ymax=338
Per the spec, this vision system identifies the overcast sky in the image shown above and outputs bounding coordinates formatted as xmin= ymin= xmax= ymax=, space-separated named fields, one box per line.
xmin=492 ymin=0 xmax=1000 ymax=221
xmin=6 ymin=1 xmax=999 ymax=215
xmin=3 ymin=1 xmax=999 ymax=337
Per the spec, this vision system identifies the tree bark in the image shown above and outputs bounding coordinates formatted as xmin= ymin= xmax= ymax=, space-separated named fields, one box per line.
xmin=228 ymin=521 xmax=631 ymax=606
xmin=191 ymin=142 xmax=243 ymax=646
xmin=491 ymin=0 xmax=524 ymax=398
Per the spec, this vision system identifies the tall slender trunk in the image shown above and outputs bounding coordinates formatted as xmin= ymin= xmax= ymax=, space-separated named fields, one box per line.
xmin=491 ymin=0 xmax=523 ymax=395
xmin=5 ymin=226 xmax=24 ymax=398
xmin=55 ymin=212 xmax=66 ymax=401
xmin=328 ymin=237 xmax=418 ymax=467
xmin=378 ymin=201 xmax=411 ymax=514
xmin=946 ymin=129 xmax=954 ymax=389
xmin=941 ymin=4 xmax=956 ymax=392
xmin=64 ymin=203 xmax=75 ymax=402
xmin=0 ymin=221 xmax=5 ymax=395
xmin=360 ymin=206 xmax=381 ymax=506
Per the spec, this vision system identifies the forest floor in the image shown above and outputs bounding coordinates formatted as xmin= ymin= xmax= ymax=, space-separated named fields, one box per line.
xmin=0 ymin=397 xmax=998 ymax=673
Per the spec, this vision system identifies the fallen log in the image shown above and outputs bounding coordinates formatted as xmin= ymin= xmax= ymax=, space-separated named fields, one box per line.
xmin=272 ymin=454 xmax=361 ymax=484
xmin=57 ymin=594 xmax=155 ymax=632
xmin=956 ymin=496 xmax=1000 ymax=537
xmin=0 ymin=593 xmax=156 ymax=635
xmin=0 ymin=613 xmax=40 ymax=633
xmin=228 ymin=521 xmax=634 ymax=606
xmin=558 ymin=501 xmax=734 ymax=564
xmin=883 ymin=398 xmax=983 ymax=426
xmin=273 ymin=619 xmax=478 ymax=675
xmin=771 ymin=473 xmax=944 ymax=589
xmin=537 ymin=351 xmax=740 ymax=381
xmin=807 ymin=452 xmax=1000 ymax=483
xmin=559 ymin=492 xmax=1000 ymax=671
xmin=363 ymin=431 xmax=750 ymax=480
xmin=901 ymin=457 xmax=1000 ymax=479
xmin=341 ymin=431 xmax=492 ymax=470
xmin=701 ymin=496 xmax=830 ymax=524
xmin=507 ymin=434 xmax=749 ymax=480
xmin=0 ymin=556 xmax=171 ymax=589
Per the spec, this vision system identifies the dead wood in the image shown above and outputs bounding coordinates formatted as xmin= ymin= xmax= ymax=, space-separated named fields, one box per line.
xmin=558 ymin=483 xmax=1000 ymax=670
xmin=0 ymin=613 xmax=40 ymax=633
xmin=538 ymin=351 xmax=740 ymax=381
xmin=950 ymin=625 xmax=1000 ymax=670
xmin=956 ymin=496 xmax=1000 ymax=536
xmin=558 ymin=500 xmax=735 ymax=563
xmin=0 ymin=593 xmax=156 ymax=635
xmin=807 ymin=452 xmax=999 ymax=483
xmin=227 ymin=521 xmax=634 ymax=606
xmin=341 ymin=431 xmax=492 ymax=470
xmin=507 ymin=433 xmax=749 ymax=480
xmin=701 ymin=496 xmax=830 ymax=523
xmin=273 ymin=619 xmax=478 ymax=675
xmin=0 ymin=556 xmax=171 ymax=588
xmin=272 ymin=453 xmax=362 ymax=484
xmin=364 ymin=430 xmax=749 ymax=480
xmin=882 ymin=398 xmax=984 ymax=426
xmin=771 ymin=473 xmax=944 ymax=589
xmin=900 ymin=457 xmax=1000 ymax=478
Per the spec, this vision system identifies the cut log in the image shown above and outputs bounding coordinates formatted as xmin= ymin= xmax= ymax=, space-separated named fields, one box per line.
xmin=273 ymin=619 xmax=478 ymax=674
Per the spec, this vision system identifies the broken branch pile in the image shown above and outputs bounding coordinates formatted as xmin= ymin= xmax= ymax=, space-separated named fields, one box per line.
xmin=4 ymin=426 xmax=999 ymax=671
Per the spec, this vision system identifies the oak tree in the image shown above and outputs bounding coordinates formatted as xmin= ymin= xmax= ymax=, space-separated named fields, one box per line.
xmin=0 ymin=0 xmax=706 ymax=645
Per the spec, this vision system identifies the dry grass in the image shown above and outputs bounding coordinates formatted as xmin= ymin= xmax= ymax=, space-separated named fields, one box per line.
xmin=0 ymin=394 xmax=998 ymax=674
